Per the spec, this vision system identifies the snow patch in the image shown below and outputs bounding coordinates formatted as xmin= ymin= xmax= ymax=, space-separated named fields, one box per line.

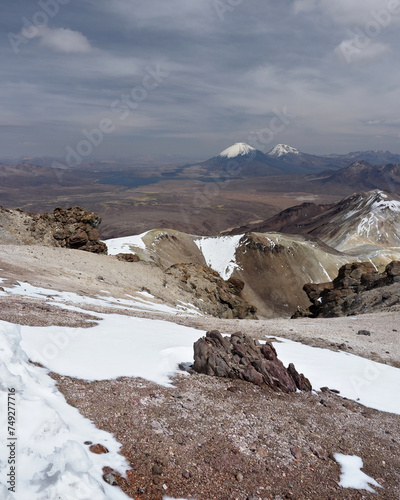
xmin=0 ymin=279 xmax=201 ymax=316
xmin=271 ymin=337 xmax=400 ymax=415
xmin=21 ymin=314 xmax=205 ymax=387
xmin=334 ymin=454 xmax=381 ymax=493
xmin=0 ymin=321 xmax=130 ymax=500
xmin=194 ymin=235 xmax=243 ymax=279
xmin=104 ymin=232 xmax=149 ymax=255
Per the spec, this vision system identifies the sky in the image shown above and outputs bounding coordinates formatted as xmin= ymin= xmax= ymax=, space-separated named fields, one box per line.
xmin=1 ymin=0 xmax=400 ymax=161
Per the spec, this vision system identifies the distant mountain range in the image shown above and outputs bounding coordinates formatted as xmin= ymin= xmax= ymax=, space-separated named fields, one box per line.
xmin=316 ymin=160 xmax=400 ymax=192
xmin=3 ymin=144 xmax=400 ymax=177
xmin=177 ymin=142 xmax=400 ymax=178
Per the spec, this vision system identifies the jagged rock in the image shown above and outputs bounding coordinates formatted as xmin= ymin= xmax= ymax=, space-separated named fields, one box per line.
xmin=294 ymin=261 xmax=400 ymax=318
xmin=226 ymin=276 xmax=245 ymax=295
xmin=166 ymin=264 xmax=257 ymax=319
xmin=116 ymin=253 xmax=140 ymax=262
xmin=193 ymin=331 xmax=311 ymax=393
xmin=69 ymin=229 xmax=89 ymax=247
xmin=0 ymin=205 xmax=107 ymax=254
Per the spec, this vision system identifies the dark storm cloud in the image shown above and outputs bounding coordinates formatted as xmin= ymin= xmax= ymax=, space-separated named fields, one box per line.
xmin=1 ymin=0 xmax=400 ymax=160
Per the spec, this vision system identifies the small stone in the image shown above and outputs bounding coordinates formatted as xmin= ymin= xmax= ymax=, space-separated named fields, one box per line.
xmin=236 ymin=472 xmax=244 ymax=482
xmin=153 ymin=476 xmax=162 ymax=485
xmin=89 ymin=444 xmax=109 ymax=454
xmin=152 ymin=464 xmax=163 ymax=475
xmin=103 ymin=473 xmax=118 ymax=486
xmin=182 ymin=471 xmax=190 ymax=479
xmin=357 ymin=330 xmax=371 ymax=336
xmin=290 ymin=446 xmax=302 ymax=459
xmin=311 ymin=446 xmax=328 ymax=460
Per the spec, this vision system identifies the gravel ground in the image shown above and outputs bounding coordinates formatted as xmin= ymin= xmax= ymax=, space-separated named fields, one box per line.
xmin=52 ymin=370 xmax=400 ymax=500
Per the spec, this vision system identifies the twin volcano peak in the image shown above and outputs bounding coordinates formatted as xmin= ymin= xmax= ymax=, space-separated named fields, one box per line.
xmin=218 ymin=142 xmax=301 ymax=159
xmin=267 ymin=144 xmax=300 ymax=157
xmin=218 ymin=143 xmax=256 ymax=158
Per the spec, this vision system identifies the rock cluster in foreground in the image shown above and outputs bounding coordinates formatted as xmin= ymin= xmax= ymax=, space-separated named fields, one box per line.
xmin=294 ymin=260 xmax=400 ymax=318
xmin=193 ymin=330 xmax=312 ymax=392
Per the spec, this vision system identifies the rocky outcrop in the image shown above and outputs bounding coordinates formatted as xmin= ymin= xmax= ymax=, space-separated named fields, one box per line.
xmin=0 ymin=206 xmax=107 ymax=253
xmin=293 ymin=261 xmax=400 ymax=318
xmin=116 ymin=253 xmax=140 ymax=262
xmin=193 ymin=330 xmax=312 ymax=392
xmin=165 ymin=263 xmax=257 ymax=319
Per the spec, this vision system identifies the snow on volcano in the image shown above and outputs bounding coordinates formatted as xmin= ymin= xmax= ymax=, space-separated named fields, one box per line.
xmin=218 ymin=142 xmax=256 ymax=158
xmin=267 ymin=144 xmax=300 ymax=157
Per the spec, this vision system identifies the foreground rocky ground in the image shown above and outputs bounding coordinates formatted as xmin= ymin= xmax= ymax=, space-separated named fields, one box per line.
xmin=0 ymin=244 xmax=399 ymax=498
xmin=53 ymin=368 xmax=400 ymax=500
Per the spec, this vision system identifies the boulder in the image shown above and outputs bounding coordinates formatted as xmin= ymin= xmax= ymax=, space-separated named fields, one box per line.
xmin=27 ymin=206 xmax=108 ymax=254
xmin=193 ymin=331 xmax=312 ymax=393
xmin=116 ymin=253 xmax=140 ymax=263
xmin=294 ymin=261 xmax=400 ymax=318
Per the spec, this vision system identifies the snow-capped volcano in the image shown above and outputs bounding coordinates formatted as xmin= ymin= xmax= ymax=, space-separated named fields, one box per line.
xmin=218 ymin=142 xmax=256 ymax=158
xmin=267 ymin=144 xmax=300 ymax=157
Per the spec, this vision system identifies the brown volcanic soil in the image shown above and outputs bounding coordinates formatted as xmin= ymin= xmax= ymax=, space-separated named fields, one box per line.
xmin=53 ymin=369 xmax=400 ymax=500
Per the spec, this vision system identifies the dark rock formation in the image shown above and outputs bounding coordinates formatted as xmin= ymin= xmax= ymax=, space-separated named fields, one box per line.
xmin=193 ymin=330 xmax=311 ymax=393
xmin=116 ymin=253 xmax=140 ymax=262
xmin=29 ymin=206 xmax=107 ymax=253
xmin=166 ymin=264 xmax=257 ymax=319
xmin=293 ymin=261 xmax=400 ymax=318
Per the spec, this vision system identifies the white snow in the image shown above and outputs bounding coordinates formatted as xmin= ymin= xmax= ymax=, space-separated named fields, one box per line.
xmin=218 ymin=142 xmax=255 ymax=158
xmin=334 ymin=454 xmax=381 ymax=493
xmin=194 ymin=235 xmax=243 ymax=279
xmin=318 ymin=262 xmax=332 ymax=281
xmin=104 ymin=231 xmax=149 ymax=255
xmin=267 ymin=144 xmax=300 ymax=157
xmin=21 ymin=314 xmax=204 ymax=387
xmin=0 ymin=279 xmax=201 ymax=316
xmin=0 ymin=321 xmax=131 ymax=500
xmin=271 ymin=337 xmax=400 ymax=415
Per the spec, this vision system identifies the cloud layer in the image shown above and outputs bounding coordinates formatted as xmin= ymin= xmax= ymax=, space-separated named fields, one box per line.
xmin=1 ymin=0 xmax=399 ymax=159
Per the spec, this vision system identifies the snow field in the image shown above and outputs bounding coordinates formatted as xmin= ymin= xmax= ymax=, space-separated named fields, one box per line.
xmin=104 ymin=231 xmax=149 ymax=255
xmin=0 ymin=321 xmax=130 ymax=500
xmin=271 ymin=336 xmax=400 ymax=415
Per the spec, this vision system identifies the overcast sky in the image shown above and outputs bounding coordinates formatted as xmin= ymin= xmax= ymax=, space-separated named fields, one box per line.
xmin=1 ymin=0 xmax=400 ymax=160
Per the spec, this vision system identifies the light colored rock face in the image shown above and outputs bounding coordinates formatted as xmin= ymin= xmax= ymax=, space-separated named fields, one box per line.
xmin=312 ymin=190 xmax=400 ymax=252
xmin=104 ymin=222 xmax=400 ymax=318
xmin=105 ymin=229 xmax=355 ymax=317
